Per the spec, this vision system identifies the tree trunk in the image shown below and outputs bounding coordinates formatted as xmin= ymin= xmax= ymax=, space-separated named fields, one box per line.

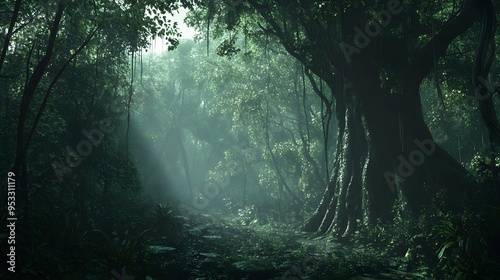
xmin=11 ymin=3 xmax=65 ymax=244
xmin=304 ymin=71 xmax=473 ymax=237
xmin=245 ymin=0 xmax=479 ymax=239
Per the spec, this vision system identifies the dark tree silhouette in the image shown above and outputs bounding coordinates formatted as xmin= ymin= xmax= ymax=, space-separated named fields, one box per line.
xmin=193 ymin=0 xmax=498 ymax=236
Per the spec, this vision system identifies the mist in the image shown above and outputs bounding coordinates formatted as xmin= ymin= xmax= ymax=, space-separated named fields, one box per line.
xmin=1 ymin=1 xmax=499 ymax=279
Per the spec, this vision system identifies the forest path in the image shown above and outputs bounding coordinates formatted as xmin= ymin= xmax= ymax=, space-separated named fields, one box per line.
xmin=143 ymin=213 xmax=427 ymax=280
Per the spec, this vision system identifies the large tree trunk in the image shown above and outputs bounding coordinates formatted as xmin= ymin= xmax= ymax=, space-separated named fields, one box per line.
xmin=304 ymin=69 xmax=473 ymax=237
xmin=246 ymin=0 xmax=479 ymax=238
xmin=299 ymin=0 xmax=480 ymax=236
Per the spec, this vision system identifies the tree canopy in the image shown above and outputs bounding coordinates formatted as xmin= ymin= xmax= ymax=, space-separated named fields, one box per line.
xmin=1 ymin=0 xmax=499 ymax=279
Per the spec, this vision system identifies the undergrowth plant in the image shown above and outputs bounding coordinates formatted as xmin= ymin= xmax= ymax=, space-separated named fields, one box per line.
xmin=434 ymin=211 xmax=498 ymax=280
xmin=151 ymin=203 xmax=179 ymax=238
xmin=87 ymin=228 xmax=149 ymax=277
xmin=18 ymin=211 xmax=95 ymax=279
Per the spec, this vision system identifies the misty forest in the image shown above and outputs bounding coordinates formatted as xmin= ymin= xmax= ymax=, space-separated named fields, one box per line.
xmin=1 ymin=0 xmax=500 ymax=279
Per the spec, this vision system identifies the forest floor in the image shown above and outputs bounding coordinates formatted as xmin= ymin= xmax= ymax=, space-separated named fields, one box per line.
xmin=139 ymin=213 xmax=429 ymax=280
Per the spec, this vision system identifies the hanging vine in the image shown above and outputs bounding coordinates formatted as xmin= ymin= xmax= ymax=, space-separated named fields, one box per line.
xmin=126 ymin=51 xmax=135 ymax=161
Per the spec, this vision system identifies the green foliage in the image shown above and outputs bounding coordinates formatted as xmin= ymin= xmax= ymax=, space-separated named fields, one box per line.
xmin=216 ymin=35 xmax=241 ymax=58
xmin=17 ymin=212 xmax=95 ymax=278
xmin=133 ymin=35 xmax=328 ymax=222
xmin=237 ymin=205 xmax=258 ymax=226
xmin=354 ymin=199 xmax=413 ymax=257
xmin=151 ymin=203 xmax=179 ymax=238
xmin=2 ymin=0 xmax=499 ymax=278
xmin=313 ymin=260 xmax=354 ymax=280
xmin=466 ymin=152 xmax=500 ymax=184
xmin=88 ymin=228 xmax=149 ymax=276
xmin=434 ymin=212 xmax=498 ymax=280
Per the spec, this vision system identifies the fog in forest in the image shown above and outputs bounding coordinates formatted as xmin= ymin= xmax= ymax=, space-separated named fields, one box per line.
xmin=1 ymin=1 xmax=499 ymax=279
